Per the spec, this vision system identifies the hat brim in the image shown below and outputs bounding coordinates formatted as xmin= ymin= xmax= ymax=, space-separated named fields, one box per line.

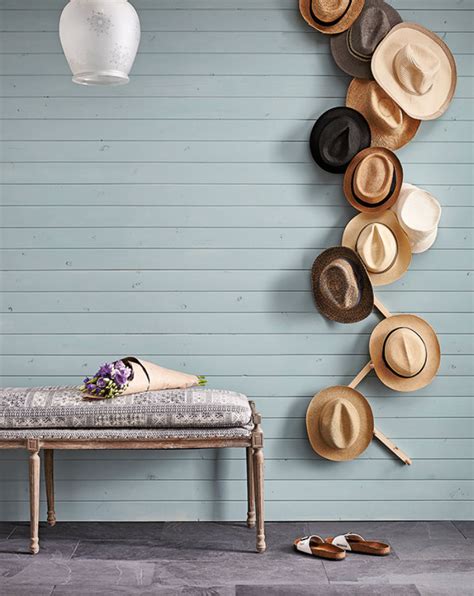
xmin=343 ymin=147 xmax=403 ymax=214
xmin=306 ymin=386 xmax=374 ymax=461
xmin=299 ymin=0 xmax=364 ymax=35
xmin=310 ymin=106 xmax=371 ymax=174
xmin=311 ymin=246 xmax=374 ymax=323
xmin=342 ymin=211 xmax=412 ymax=286
xmin=346 ymin=79 xmax=421 ymax=150
xmin=371 ymin=23 xmax=457 ymax=121
xmin=330 ymin=0 xmax=402 ymax=79
xmin=369 ymin=314 xmax=441 ymax=391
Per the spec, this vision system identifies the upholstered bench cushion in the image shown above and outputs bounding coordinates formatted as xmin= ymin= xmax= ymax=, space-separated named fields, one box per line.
xmin=0 ymin=386 xmax=252 ymax=430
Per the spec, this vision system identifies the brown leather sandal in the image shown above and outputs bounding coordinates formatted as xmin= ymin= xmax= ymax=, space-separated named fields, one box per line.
xmin=326 ymin=533 xmax=391 ymax=556
xmin=294 ymin=535 xmax=346 ymax=560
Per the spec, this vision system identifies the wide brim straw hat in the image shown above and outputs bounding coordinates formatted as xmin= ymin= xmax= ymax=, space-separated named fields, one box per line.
xmin=299 ymin=0 xmax=364 ymax=35
xmin=330 ymin=0 xmax=402 ymax=79
xmin=306 ymin=385 xmax=374 ymax=461
xmin=369 ymin=314 xmax=441 ymax=391
xmin=311 ymin=246 xmax=374 ymax=323
xmin=346 ymin=79 xmax=421 ymax=150
xmin=342 ymin=210 xmax=411 ymax=286
xmin=310 ymin=106 xmax=371 ymax=174
xmin=343 ymin=146 xmax=403 ymax=213
xmin=371 ymin=23 xmax=457 ymax=120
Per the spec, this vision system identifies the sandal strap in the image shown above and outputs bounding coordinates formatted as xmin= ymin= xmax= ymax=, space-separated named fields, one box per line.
xmin=332 ymin=533 xmax=364 ymax=551
xmin=296 ymin=535 xmax=324 ymax=555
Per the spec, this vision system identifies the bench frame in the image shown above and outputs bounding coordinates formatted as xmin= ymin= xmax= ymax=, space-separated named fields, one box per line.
xmin=0 ymin=402 xmax=265 ymax=554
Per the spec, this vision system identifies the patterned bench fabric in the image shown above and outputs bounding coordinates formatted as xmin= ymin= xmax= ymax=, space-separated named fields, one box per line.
xmin=0 ymin=386 xmax=252 ymax=430
xmin=0 ymin=426 xmax=251 ymax=440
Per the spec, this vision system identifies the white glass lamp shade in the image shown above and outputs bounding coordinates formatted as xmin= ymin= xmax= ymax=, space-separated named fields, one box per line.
xmin=59 ymin=0 xmax=140 ymax=86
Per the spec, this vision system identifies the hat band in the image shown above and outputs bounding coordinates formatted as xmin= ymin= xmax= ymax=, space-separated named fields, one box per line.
xmin=347 ymin=26 xmax=372 ymax=62
xmin=351 ymin=169 xmax=397 ymax=209
xmin=381 ymin=327 xmax=428 ymax=378
xmin=310 ymin=0 xmax=352 ymax=27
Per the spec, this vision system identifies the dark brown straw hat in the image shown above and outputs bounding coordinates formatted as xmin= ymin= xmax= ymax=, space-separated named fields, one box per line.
xmin=299 ymin=0 xmax=365 ymax=35
xmin=311 ymin=246 xmax=374 ymax=323
xmin=330 ymin=0 xmax=402 ymax=79
xmin=343 ymin=146 xmax=403 ymax=213
xmin=310 ymin=107 xmax=371 ymax=174
xmin=346 ymin=79 xmax=421 ymax=150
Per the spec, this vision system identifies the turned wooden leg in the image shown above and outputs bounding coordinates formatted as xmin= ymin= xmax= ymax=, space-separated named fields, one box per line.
xmin=28 ymin=439 xmax=41 ymax=554
xmin=44 ymin=449 xmax=56 ymax=527
xmin=246 ymin=446 xmax=256 ymax=528
xmin=253 ymin=446 xmax=266 ymax=553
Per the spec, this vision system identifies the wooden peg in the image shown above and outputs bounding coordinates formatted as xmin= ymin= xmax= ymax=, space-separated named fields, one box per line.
xmin=374 ymin=296 xmax=392 ymax=319
xmin=373 ymin=427 xmax=412 ymax=465
xmin=348 ymin=361 xmax=374 ymax=389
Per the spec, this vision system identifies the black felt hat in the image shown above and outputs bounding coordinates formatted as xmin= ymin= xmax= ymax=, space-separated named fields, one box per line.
xmin=309 ymin=107 xmax=371 ymax=174
xmin=330 ymin=0 xmax=402 ymax=80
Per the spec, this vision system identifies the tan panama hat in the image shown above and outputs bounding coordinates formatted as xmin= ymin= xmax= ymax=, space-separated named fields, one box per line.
xmin=311 ymin=246 xmax=374 ymax=323
xmin=342 ymin=211 xmax=411 ymax=286
xmin=306 ymin=385 xmax=374 ymax=461
xmin=391 ymin=183 xmax=442 ymax=254
xmin=299 ymin=0 xmax=364 ymax=35
xmin=371 ymin=23 xmax=457 ymax=121
xmin=343 ymin=147 xmax=403 ymax=213
xmin=346 ymin=79 xmax=421 ymax=150
xmin=369 ymin=314 xmax=441 ymax=391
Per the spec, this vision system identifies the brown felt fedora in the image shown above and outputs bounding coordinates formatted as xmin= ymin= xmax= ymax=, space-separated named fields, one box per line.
xmin=330 ymin=0 xmax=402 ymax=79
xmin=369 ymin=314 xmax=440 ymax=391
xmin=342 ymin=211 xmax=411 ymax=286
xmin=311 ymin=246 xmax=374 ymax=323
xmin=372 ymin=23 xmax=457 ymax=120
xmin=306 ymin=385 xmax=374 ymax=461
xmin=346 ymin=79 xmax=421 ymax=150
xmin=343 ymin=146 xmax=403 ymax=213
xmin=299 ymin=0 xmax=365 ymax=35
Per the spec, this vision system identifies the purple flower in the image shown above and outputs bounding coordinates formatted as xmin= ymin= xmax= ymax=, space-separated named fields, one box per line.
xmin=98 ymin=362 xmax=114 ymax=377
xmin=96 ymin=377 xmax=107 ymax=388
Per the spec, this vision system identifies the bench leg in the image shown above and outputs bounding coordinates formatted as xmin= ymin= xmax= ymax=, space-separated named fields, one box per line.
xmin=246 ymin=446 xmax=255 ymax=528
xmin=253 ymin=445 xmax=266 ymax=553
xmin=44 ymin=449 xmax=56 ymax=527
xmin=28 ymin=440 xmax=41 ymax=554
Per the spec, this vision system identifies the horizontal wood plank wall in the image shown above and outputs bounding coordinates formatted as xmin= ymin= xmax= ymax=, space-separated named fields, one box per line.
xmin=0 ymin=0 xmax=473 ymax=521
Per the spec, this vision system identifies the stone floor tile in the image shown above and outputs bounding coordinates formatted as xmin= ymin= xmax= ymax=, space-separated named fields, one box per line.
xmin=53 ymin=586 xmax=234 ymax=596
xmin=11 ymin=521 xmax=165 ymax=542
xmin=452 ymin=521 xmax=474 ymax=540
xmin=236 ymin=585 xmax=421 ymax=595
xmin=0 ymin=537 xmax=79 ymax=560
xmin=0 ymin=522 xmax=17 ymax=539
xmin=0 ymin=584 xmax=54 ymax=596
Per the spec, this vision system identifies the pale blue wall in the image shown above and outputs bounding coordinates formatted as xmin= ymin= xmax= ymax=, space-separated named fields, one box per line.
xmin=0 ymin=0 xmax=472 ymax=521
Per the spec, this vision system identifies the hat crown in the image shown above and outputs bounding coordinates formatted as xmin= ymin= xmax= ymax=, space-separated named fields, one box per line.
xmin=320 ymin=258 xmax=361 ymax=310
xmin=384 ymin=327 xmax=427 ymax=377
xmin=356 ymin=222 xmax=397 ymax=273
xmin=312 ymin=0 xmax=350 ymax=23
xmin=368 ymin=82 xmax=404 ymax=131
xmin=354 ymin=153 xmax=394 ymax=203
xmin=319 ymin=398 xmax=360 ymax=449
xmin=319 ymin=119 xmax=359 ymax=167
xmin=394 ymin=43 xmax=441 ymax=96
xmin=349 ymin=6 xmax=391 ymax=57
xmin=398 ymin=186 xmax=441 ymax=234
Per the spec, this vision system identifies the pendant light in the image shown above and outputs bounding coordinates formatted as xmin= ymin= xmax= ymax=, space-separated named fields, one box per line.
xmin=59 ymin=0 xmax=141 ymax=86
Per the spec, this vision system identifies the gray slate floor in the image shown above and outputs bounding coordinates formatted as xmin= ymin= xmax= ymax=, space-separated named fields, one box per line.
xmin=0 ymin=521 xmax=472 ymax=595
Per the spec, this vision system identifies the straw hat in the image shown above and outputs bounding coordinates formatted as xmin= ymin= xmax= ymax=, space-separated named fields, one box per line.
xmin=306 ymin=385 xmax=374 ymax=461
xmin=342 ymin=211 xmax=411 ymax=286
xmin=346 ymin=79 xmax=421 ymax=149
xmin=310 ymin=107 xmax=371 ymax=173
xmin=343 ymin=146 xmax=402 ymax=213
xmin=330 ymin=0 xmax=402 ymax=79
xmin=311 ymin=246 xmax=374 ymax=323
xmin=299 ymin=0 xmax=364 ymax=35
xmin=369 ymin=314 xmax=441 ymax=391
xmin=372 ymin=23 xmax=457 ymax=120
xmin=391 ymin=183 xmax=442 ymax=253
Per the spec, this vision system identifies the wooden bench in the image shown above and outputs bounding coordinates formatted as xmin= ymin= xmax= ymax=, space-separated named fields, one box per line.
xmin=0 ymin=386 xmax=265 ymax=554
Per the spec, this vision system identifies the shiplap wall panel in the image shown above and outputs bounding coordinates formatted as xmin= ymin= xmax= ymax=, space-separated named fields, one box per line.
xmin=0 ymin=0 xmax=472 ymax=521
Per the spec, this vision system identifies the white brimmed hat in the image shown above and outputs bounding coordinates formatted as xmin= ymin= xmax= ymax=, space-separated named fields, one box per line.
xmin=391 ymin=183 xmax=442 ymax=253
xmin=371 ymin=23 xmax=457 ymax=120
